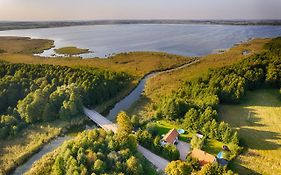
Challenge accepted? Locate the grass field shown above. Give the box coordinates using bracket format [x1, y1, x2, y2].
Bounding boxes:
[219, 89, 281, 175]
[54, 46, 90, 55]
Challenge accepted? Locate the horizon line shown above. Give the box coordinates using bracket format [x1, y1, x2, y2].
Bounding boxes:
[1, 19, 281, 22]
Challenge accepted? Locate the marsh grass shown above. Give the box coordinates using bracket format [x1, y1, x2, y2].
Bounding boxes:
[0, 36, 54, 54]
[0, 37, 192, 79]
[0, 116, 89, 174]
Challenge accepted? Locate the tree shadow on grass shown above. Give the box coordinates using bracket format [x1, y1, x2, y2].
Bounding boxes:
[240, 89, 281, 107]
[239, 127, 281, 150]
[220, 106, 266, 128]
[242, 108, 266, 127]
[228, 160, 262, 175]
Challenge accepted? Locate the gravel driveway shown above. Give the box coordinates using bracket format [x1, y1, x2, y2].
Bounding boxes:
[177, 141, 191, 160]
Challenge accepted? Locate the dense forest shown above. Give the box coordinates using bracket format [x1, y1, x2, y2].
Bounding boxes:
[156, 37, 281, 154]
[0, 63, 130, 139]
[32, 111, 156, 175]
[50, 129, 145, 175]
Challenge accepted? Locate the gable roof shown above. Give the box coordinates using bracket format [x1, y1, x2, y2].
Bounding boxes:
[162, 129, 179, 144]
[191, 148, 216, 166]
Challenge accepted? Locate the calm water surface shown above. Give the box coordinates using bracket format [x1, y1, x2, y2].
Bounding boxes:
[1, 24, 281, 58]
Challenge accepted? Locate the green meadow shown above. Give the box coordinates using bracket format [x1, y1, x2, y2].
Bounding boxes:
[219, 89, 281, 175]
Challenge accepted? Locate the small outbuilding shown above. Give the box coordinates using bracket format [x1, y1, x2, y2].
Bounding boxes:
[161, 128, 179, 145]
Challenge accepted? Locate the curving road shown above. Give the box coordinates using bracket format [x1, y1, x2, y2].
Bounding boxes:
[83, 107, 170, 171]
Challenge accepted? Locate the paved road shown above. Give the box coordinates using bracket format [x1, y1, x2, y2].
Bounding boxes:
[83, 107, 169, 171]
[137, 144, 169, 171]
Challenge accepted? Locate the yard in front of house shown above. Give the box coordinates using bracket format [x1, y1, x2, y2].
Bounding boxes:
[151, 120, 225, 158]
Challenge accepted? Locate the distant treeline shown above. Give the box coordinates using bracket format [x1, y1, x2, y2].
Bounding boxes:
[0, 63, 130, 139]
[156, 37, 281, 148]
[1, 19, 281, 31]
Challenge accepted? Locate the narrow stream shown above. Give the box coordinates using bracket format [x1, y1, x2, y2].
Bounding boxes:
[106, 72, 156, 121]
[11, 61, 196, 175]
[12, 136, 70, 175]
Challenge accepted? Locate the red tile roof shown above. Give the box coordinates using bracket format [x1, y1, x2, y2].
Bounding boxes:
[163, 129, 179, 144]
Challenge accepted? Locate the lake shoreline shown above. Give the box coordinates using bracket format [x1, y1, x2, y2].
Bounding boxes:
[2, 24, 281, 58]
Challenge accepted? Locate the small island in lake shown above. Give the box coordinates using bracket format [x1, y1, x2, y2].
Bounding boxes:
[54, 46, 91, 56]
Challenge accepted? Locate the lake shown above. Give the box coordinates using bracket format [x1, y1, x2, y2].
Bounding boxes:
[1, 24, 281, 58]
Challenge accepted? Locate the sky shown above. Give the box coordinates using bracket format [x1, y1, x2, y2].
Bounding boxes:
[0, 0, 281, 21]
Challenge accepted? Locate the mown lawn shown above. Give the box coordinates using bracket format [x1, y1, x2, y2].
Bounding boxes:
[203, 139, 224, 156]
[152, 120, 192, 142]
[152, 120, 224, 156]
[219, 89, 281, 175]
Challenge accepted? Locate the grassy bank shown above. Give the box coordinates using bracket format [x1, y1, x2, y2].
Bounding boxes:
[219, 89, 281, 175]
